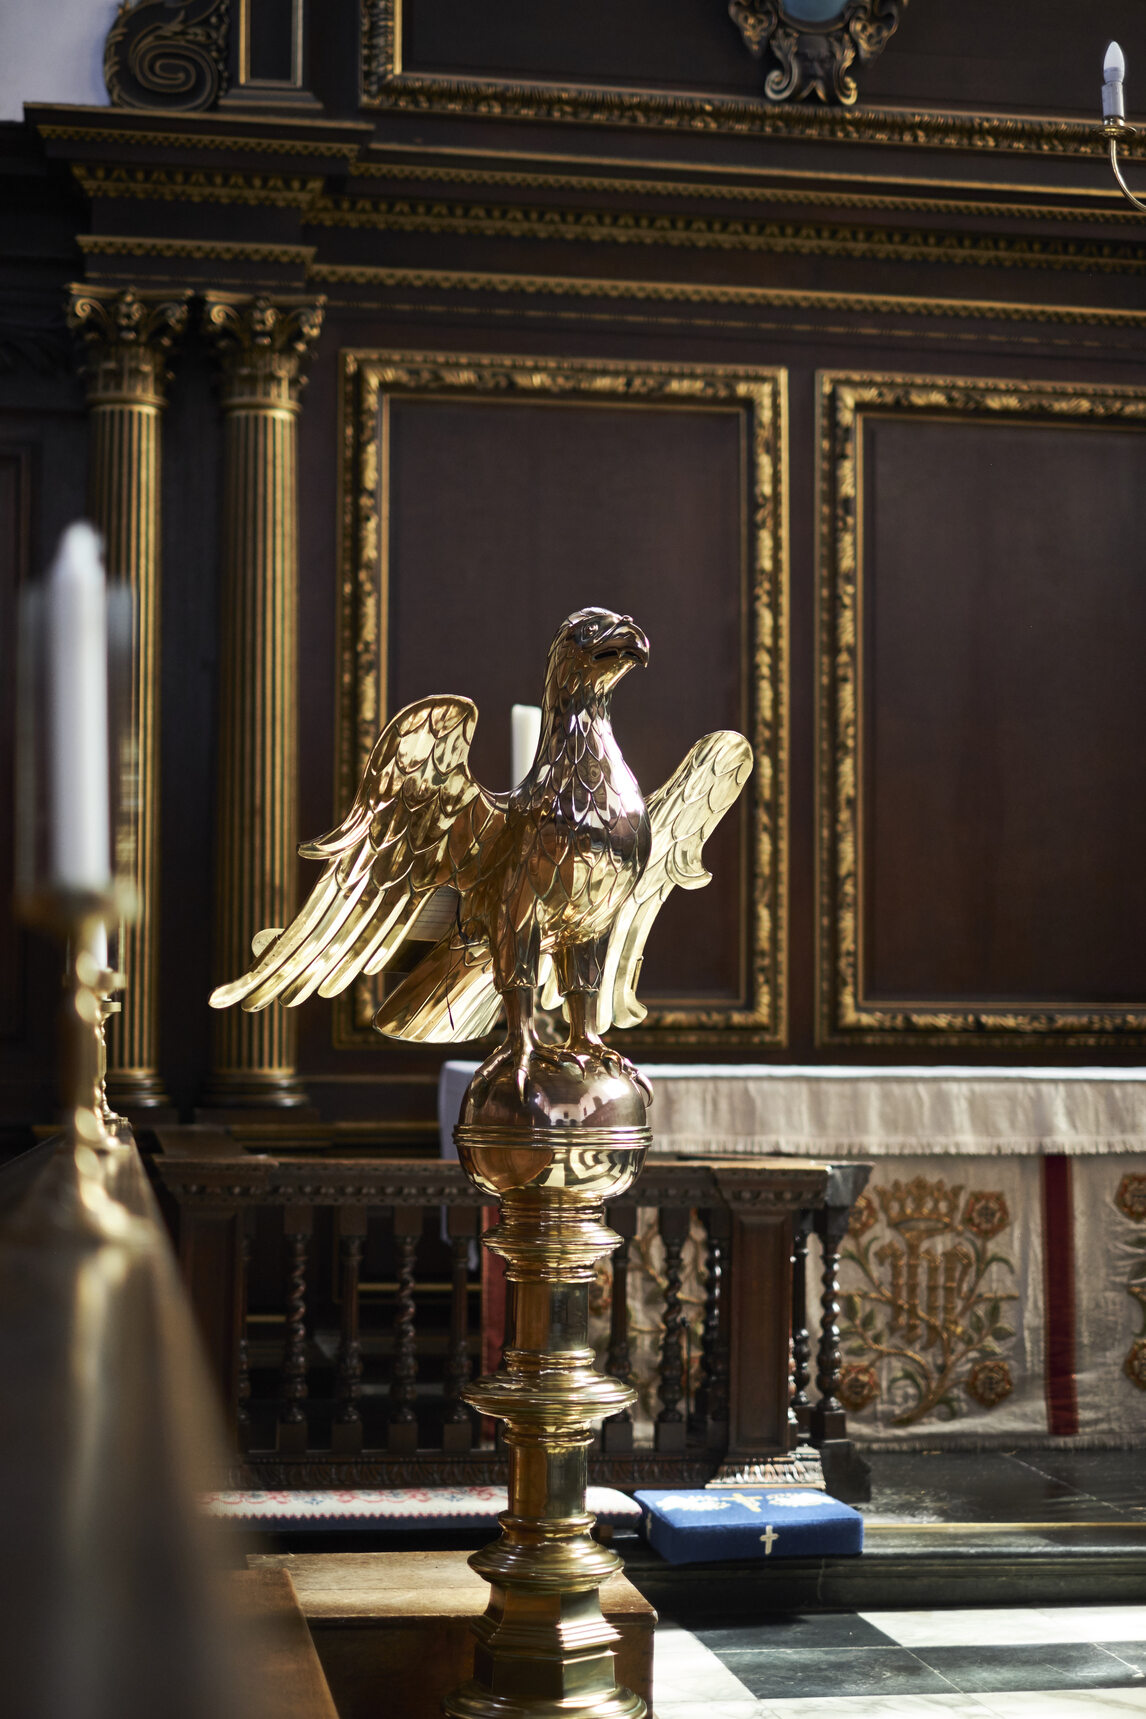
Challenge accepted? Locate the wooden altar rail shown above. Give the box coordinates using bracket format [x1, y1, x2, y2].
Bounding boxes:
[149, 1135, 872, 1497]
[0, 1134, 264, 1719]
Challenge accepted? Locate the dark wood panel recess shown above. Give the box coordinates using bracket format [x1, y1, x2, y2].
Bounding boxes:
[387, 395, 746, 1005]
[866, 415, 1146, 1010]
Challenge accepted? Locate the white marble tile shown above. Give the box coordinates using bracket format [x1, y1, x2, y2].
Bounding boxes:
[654, 1701, 763, 1719]
[971, 1691, 1146, 1717]
[858, 1608, 1080, 1648]
[654, 1625, 758, 1704]
[1031, 1607, 1146, 1646]
[753, 1694, 996, 1718]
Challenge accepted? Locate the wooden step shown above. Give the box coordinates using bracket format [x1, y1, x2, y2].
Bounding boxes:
[249, 1550, 657, 1719]
[231, 1568, 339, 1719]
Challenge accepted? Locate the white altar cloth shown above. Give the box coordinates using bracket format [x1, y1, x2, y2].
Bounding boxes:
[439, 1063, 1146, 1159]
[438, 1064, 1146, 1448]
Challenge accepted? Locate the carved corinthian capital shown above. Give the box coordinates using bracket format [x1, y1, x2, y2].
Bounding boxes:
[203, 294, 325, 411]
[66, 285, 191, 406]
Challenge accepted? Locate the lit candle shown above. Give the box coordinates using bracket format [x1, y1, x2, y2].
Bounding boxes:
[511, 703, 542, 786]
[1104, 40, 1126, 120]
[48, 523, 111, 890]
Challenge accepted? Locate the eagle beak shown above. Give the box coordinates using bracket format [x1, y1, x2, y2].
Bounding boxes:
[592, 615, 650, 669]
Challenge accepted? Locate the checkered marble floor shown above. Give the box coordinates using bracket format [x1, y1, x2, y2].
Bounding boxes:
[653, 1606, 1146, 1718]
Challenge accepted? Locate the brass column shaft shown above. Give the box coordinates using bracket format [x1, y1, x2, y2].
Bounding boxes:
[67, 286, 191, 1111]
[214, 401, 299, 1089]
[88, 398, 161, 1094]
[203, 295, 323, 1109]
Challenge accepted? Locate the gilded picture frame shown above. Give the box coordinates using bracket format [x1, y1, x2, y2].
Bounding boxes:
[819, 369, 1146, 1047]
[336, 348, 789, 1051]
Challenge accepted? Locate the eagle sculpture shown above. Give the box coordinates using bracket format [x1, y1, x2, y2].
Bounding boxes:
[210, 608, 753, 1098]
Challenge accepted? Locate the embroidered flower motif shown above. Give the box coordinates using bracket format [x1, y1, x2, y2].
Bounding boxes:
[965, 1358, 1013, 1409]
[837, 1362, 880, 1412]
[1123, 1338, 1146, 1391]
[962, 1191, 1010, 1240]
[1115, 1174, 1146, 1223]
[848, 1193, 878, 1237]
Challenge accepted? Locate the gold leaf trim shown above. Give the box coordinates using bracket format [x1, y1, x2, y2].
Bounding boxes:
[311, 262, 1146, 334]
[309, 191, 1146, 277]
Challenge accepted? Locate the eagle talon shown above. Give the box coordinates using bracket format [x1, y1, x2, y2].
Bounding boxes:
[561, 1037, 653, 1105]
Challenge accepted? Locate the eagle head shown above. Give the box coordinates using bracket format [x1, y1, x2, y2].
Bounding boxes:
[546, 607, 650, 704]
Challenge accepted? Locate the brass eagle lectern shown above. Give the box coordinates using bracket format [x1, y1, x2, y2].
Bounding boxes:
[211, 607, 752, 1719]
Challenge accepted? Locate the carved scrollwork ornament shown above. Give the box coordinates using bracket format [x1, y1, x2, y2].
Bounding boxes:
[105, 0, 229, 113]
[728, 0, 907, 105]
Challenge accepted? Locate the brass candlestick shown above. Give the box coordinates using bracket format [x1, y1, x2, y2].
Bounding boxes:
[24, 884, 137, 1160]
[449, 1057, 649, 1719]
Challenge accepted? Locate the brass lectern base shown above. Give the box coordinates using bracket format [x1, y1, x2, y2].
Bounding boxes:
[449, 1060, 652, 1719]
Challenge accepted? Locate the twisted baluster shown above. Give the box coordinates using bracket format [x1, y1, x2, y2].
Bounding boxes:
[791, 1210, 813, 1444]
[445, 1234, 473, 1421]
[603, 1204, 636, 1449]
[236, 1218, 252, 1450]
[656, 1207, 689, 1449]
[697, 1210, 730, 1434]
[812, 1205, 849, 1444]
[389, 1208, 423, 1450]
[334, 1224, 366, 1449]
[277, 1208, 312, 1453]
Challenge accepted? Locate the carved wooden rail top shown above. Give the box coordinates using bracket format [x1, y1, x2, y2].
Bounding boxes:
[151, 1139, 862, 1213]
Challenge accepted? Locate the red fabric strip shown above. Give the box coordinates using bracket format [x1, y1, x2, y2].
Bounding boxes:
[1042, 1153, 1080, 1437]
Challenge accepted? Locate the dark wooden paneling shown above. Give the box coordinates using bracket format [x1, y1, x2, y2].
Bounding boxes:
[395, 0, 1146, 116]
[401, 0, 758, 94]
[384, 394, 747, 1005]
[863, 414, 1146, 1009]
[728, 1214, 791, 1456]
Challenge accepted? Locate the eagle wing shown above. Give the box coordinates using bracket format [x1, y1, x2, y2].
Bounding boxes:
[209, 697, 504, 1013]
[595, 730, 753, 1033]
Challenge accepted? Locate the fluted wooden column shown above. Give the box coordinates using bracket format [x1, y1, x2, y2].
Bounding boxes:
[67, 285, 191, 1111]
[202, 294, 324, 1109]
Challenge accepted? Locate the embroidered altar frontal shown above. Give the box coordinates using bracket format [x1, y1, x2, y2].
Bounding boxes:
[635, 1489, 863, 1565]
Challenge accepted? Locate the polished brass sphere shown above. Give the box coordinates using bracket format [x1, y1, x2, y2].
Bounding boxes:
[460, 1048, 649, 1135]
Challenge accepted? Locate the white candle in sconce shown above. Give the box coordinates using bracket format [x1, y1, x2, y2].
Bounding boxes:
[47, 523, 111, 891]
[1104, 40, 1126, 120]
[511, 703, 542, 787]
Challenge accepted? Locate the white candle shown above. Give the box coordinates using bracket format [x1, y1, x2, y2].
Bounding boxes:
[48, 523, 111, 889]
[1104, 41, 1126, 120]
[511, 703, 542, 787]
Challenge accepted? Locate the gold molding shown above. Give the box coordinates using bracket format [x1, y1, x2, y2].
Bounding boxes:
[73, 163, 325, 209]
[819, 370, 1146, 1047]
[312, 261, 1146, 335]
[78, 235, 316, 265]
[37, 121, 361, 158]
[359, 2, 1129, 164]
[336, 348, 788, 1050]
[347, 157, 1145, 228]
[309, 190, 1146, 277]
